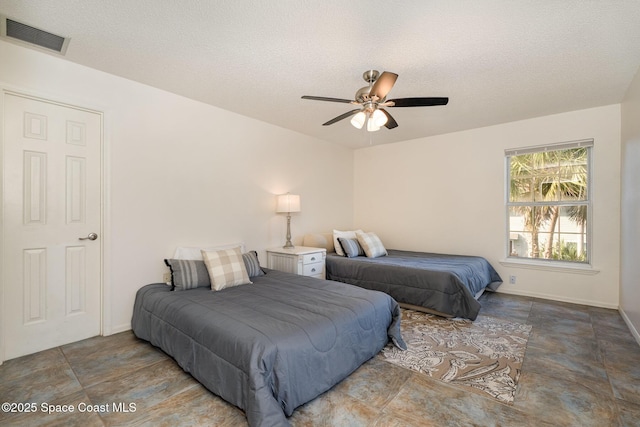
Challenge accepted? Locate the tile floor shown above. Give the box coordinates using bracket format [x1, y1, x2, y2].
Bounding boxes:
[1, 292, 639, 426]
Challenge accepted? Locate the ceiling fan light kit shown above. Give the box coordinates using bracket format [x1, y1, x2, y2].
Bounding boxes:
[350, 111, 366, 129]
[302, 70, 449, 132]
[370, 109, 388, 127]
[366, 119, 380, 132]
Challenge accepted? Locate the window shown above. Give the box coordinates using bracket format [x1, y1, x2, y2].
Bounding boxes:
[506, 140, 592, 264]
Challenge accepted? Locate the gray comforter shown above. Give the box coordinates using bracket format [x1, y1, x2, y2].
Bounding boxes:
[326, 250, 503, 320]
[131, 269, 405, 427]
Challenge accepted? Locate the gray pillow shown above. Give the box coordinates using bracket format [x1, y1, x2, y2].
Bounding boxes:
[338, 237, 365, 258]
[164, 258, 211, 291]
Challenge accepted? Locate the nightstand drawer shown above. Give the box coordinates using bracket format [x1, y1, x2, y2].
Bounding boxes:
[266, 246, 327, 279]
[303, 262, 324, 277]
[302, 252, 323, 265]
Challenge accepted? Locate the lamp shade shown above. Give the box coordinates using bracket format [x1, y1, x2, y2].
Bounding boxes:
[276, 194, 301, 213]
[371, 109, 388, 127]
[350, 111, 366, 129]
[366, 118, 381, 132]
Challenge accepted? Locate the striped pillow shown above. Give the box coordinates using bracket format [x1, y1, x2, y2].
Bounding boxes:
[164, 258, 211, 291]
[333, 229, 363, 256]
[338, 237, 365, 258]
[242, 251, 265, 277]
[356, 231, 388, 258]
[202, 247, 252, 291]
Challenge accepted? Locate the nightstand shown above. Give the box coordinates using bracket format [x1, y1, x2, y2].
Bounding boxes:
[266, 246, 326, 279]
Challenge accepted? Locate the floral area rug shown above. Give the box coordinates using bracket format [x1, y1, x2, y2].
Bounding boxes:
[379, 310, 532, 403]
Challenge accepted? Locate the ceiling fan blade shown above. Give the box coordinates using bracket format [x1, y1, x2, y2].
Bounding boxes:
[322, 109, 361, 126]
[381, 109, 398, 129]
[302, 96, 353, 104]
[388, 97, 449, 107]
[369, 71, 398, 100]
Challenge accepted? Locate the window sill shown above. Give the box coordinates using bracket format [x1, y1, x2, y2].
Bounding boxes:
[499, 258, 600, 275]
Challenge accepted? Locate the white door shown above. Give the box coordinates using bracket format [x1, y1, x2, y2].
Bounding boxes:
[2, 92, 102, 360]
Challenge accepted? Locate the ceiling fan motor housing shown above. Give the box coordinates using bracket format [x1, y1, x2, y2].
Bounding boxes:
[356, 70, 381, 103]
[355, 86, 372, 103]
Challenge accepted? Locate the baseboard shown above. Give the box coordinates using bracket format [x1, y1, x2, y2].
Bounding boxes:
[104, 323, 132, 336]
[496, 288, 618, 310]
[619, 308, 640, 346]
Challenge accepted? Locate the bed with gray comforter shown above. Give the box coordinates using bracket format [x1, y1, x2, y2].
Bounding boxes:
[131, 268, 405, 427]
[326, 250, 502, 320]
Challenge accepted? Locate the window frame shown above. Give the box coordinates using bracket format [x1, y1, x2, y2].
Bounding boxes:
[504, 139, 594, 267]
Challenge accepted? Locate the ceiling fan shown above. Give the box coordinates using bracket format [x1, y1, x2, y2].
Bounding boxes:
[302, 70, 448, 132]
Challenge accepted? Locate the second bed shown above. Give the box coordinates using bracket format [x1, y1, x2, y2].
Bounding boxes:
[326, 249, 502, 320]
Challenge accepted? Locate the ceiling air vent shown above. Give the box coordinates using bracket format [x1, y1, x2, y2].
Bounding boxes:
[0, 15, 70, 55]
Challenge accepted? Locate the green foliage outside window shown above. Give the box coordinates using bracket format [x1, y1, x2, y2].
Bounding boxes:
[507, 144, 590, 263]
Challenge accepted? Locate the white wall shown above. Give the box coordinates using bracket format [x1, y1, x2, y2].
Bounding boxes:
[621, 66, 640, 342]
[0, 40, 354, 334]
[0, 36, 631, 350]
[354, 105, 621, 309]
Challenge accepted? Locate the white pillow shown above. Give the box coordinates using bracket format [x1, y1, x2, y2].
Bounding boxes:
[356, 231, 388, 258]
[173, 242, 245, 260]
[332, 229, 363, 256]
[201, 247, 252, 291]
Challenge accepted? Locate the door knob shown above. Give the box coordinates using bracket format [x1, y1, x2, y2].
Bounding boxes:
[79, 232, 98, 241]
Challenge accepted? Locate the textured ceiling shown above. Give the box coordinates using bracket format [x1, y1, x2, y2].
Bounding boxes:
[2, 1, 640, 149]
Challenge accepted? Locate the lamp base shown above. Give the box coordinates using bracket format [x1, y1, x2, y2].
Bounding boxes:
[283, 214, 295, 249]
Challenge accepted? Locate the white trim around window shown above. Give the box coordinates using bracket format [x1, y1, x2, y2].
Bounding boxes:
[500, 139, 598, 268]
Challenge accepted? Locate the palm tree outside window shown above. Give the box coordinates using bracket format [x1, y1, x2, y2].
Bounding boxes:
[506, 140, 592, 264]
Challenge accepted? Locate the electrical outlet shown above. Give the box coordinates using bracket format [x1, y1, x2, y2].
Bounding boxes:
[509, 275, 516, 284]
[163, 272, 172, 283]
